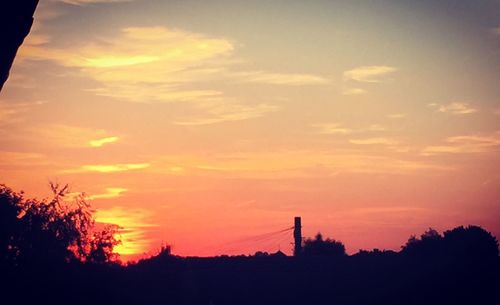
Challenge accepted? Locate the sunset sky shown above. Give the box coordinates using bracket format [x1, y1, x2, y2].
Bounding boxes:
[1, 0, 500, 260]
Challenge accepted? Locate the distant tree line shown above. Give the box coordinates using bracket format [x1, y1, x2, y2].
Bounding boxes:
[289, 226, 498, 260]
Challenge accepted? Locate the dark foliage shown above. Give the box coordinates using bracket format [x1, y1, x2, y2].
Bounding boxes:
[1, 184, 499, 305]
[0, 184, 119, 267]
[401, 226, 499, 260]
[302, 232, 346, 257]
[443, 225, 499, 258]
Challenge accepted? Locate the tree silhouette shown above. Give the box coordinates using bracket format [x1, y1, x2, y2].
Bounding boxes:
[0, 183, 120, 266]
[0, 185, 23, 263]
[442, 225, 499, 259]
[302, 233, 346, 257]
[401, 227, 443, 256]
[401, 226, 499, 259]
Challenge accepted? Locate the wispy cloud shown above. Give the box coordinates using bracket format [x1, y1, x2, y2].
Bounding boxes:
[88, 187, 128, 200]
[312, 123, 353, 135]
[174, 102, 278, 125]
[65, 187, 127, 201]
[312, 123, 386, 135]
[428, 102, 477, 115]
[20, 26, 235, 103]
[89, 136, 119, 147]
[0, 101, 46, 126]
[343, 66, 397, 83]
[342, 88, 367, 95]
[349, 137, 399, 145]
[20, 25, 328, 105]
[64, 163, 150, 173]
[55, 0, 135, 6]
[0, 151, 49, 169]
[235, 71, 328, 85]
[422, 133, 500, 155]
[491, 27, 500, 36]
[32, 124, 119, 148]
[0, 103, 26, 125]
[386, 113, 407, 119]
[151, 149, 450, 179]
[366, 124, 386, 132]
[348, 206, 429, 215]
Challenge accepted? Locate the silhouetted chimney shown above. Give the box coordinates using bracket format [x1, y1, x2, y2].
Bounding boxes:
[294, 216, 302, 256]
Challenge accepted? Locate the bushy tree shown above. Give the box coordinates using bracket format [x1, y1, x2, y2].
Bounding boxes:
[302, 233, 346, 257]
[442, 225, 499, 259]
[401, 226, 499, 259]
[401, 228, 443, 256]
[0, 183, 120, 266]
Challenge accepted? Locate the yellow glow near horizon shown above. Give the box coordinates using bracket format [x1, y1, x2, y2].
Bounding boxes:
[94, 207, 157, 256]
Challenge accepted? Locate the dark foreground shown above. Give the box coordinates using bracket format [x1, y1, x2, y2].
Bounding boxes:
[2, 251, 499, 305]
[2, 185, 498, 304]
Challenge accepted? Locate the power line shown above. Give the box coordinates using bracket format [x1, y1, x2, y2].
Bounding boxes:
[201, 226, 294, 255]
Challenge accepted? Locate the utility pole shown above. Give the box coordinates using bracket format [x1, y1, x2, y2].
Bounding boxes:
[293, 216, 302, 256]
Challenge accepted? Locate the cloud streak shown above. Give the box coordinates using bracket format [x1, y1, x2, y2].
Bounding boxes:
[349, 137, 399, 145]
[65, 187, 127, 202]
[342, 88, 366, 95]
[89, 136, 119, 147]
[312, 123, 353, 135]
[88, 187, 128, 200]
[0, 101, 45, 127]
[0, 151, 49, 169]
[20, 26, 329, 104]
[422, 133, 500, 155]
[312, 123, 386, 135]
[20, 26, 235, 103]
[386, 113, 407, 119]
[343, 66, 397, 83]
[55, 0, 135, 6]
[64, 163, 150, 173]
[173, 102, 278, 125]
[31, 124, 118, 148]
[152, 150, 450, 179]
[428, 102, 477, 115]
[235, 71, 328, 85]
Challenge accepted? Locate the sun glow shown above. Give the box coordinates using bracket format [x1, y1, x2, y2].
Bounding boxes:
[94, 207, 157, 256]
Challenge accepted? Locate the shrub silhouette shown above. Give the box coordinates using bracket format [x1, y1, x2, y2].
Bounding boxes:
[401, 226, 499, 259]
[302, 233, 346, 257]
[442, 225, 499, 259]
[401, 227, 443, 256]
[0, 183, 119, 266]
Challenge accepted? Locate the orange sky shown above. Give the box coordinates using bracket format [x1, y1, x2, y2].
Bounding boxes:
[1, 0, 500, 261]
